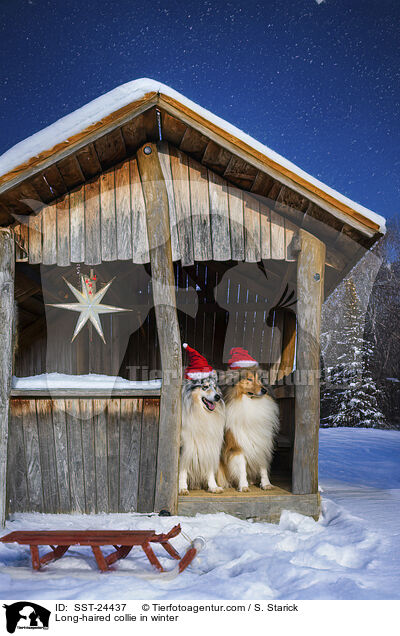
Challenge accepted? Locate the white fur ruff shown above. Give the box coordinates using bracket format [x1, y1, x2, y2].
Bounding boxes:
[180, 400, 225, 489]
[225, 395, 279, 479]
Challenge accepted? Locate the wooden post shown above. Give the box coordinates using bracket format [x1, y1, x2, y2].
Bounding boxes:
[0, 229, 15, 526]
[136, 142, 182, 514]
[292, 229, 325, 495]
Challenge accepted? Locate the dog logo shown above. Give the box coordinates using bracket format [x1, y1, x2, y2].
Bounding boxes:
[3, 602, 50, 633]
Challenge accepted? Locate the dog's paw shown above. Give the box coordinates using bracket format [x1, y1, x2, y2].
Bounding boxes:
[208, 486, 223, 494]
[238, 485, 250, 492]
[261, 483, 273, 490]
[179, 488, 190, 496]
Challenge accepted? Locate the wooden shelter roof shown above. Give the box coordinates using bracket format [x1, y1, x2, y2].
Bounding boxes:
[0, 79, 385, 237]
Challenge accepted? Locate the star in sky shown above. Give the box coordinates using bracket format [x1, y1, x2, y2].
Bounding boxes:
[46, 276, 132, 343]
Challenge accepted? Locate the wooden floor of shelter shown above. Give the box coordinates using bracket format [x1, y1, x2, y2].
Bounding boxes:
[182, 481, 292, 498]
[177, 477, 320, 522]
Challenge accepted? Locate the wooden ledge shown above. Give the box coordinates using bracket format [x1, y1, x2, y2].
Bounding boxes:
[178, 489, 320, 522]
[179, 483, 292, 500]
[10, 388, 161, 399]
[10, 386, 291, 400]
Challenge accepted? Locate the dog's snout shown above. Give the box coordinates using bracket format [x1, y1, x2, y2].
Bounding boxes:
[214, 393, 221, 402]
[261, 387, 267, 395]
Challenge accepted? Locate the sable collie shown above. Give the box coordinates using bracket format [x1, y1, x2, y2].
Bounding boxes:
[220, 366, 279, 492]
[179, 344, 225, 495]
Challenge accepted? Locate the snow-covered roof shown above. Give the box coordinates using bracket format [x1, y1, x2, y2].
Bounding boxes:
[0, 78, 386, 233]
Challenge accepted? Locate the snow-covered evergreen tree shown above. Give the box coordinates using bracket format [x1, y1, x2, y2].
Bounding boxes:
[321, 278, 386, 428]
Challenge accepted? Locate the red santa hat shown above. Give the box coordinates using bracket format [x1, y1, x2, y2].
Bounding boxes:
[183, 343, 216, 380]
[228, 347, 258, 369]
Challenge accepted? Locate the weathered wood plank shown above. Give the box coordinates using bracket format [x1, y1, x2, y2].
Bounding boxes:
[224, 156, 257, 190]
[30, 172, 54, 204]
[292, 229, 325, 495]
[180, 127, 209, 162]
[285, 217, 297, 262]
[227, 184, 244, 261]
[121, 114, 147, 153]
[7, 400, 28, 513]
[100, 169, 117, 261]
[169, 145, 194, 266]
[270, 209, 285, 260]
[80, 399, 96, 514]
[94, 128, 126, 169]
[36, 400, 59, 512]
[138, 399, 159, 513]
[19, 222, 29, 263]
[188, 156, 212, 261]
[158, 142, 180, 262]
[42, 202, 57, 265]
[160, 111, 187, 146]
[130, 158, 149, 263]
[57, 155, 84, 190]
[119, 399, 142, 512]
[65, 399, 85, 513]
[243, 191, 261, 262]
[69, 187, 85, 263]
[0, 229, 15, 524]
[75, 143, 102, 180]
[84, 179, 101, 265]
[269, 310, 284, 384]
[107, 399, 120, 513]
[13, 224, 23, 262]
[57, 196, 70, 267]
[137, 142, 182, 514]
[251, 170, 275, 198]
[93, 399, 108, 513]
[28, 213, 42, 264]
[21, 399, 43, 512]
[208, 169, 231, 261]
[43, 164, 67, 198]
[202, 141, 232, 175]
[115, 161, 132, 260]
[52, 400, 71, 513]
[260, 202, 271, 259]
[141, 108, 159, 141]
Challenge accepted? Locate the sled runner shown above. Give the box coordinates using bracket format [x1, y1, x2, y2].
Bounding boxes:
[0, 524, 202, 575]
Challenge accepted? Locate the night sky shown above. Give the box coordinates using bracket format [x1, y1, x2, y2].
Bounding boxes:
[1, 0, 399, 219]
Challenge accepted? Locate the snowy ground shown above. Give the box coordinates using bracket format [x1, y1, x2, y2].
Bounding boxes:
[1, 428, 399, 600]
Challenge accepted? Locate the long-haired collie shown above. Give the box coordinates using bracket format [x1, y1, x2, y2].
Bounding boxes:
[179, 344, 225, 495]
[220, 365, 279, 492]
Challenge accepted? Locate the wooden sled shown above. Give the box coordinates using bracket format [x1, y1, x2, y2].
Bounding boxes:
[0, 524, 202, 575]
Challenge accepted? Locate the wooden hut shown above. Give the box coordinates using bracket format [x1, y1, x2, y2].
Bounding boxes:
[0, 79, 385, 525]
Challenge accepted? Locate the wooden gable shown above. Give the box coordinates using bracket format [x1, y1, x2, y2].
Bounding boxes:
[12, 142, 319, 270]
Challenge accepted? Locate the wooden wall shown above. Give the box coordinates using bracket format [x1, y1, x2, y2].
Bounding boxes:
[13, 143, 297, 268]
[7, 397, 160, 514]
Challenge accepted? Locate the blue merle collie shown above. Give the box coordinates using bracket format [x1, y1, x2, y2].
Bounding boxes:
[179, 344, 225, 495]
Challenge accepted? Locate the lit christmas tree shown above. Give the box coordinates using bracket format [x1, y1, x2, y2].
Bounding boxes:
[321, 278, 386, 428]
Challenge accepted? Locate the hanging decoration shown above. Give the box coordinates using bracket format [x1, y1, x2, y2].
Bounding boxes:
[46, 272, 132, 344]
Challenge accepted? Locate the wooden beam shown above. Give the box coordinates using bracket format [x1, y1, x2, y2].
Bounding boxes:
[292, 229, 325, 495]
[136, 142, 182, 514]
[0, 229, 15, 526]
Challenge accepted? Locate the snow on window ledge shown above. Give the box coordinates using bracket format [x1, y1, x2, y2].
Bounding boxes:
[12, 373, 162, 391]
